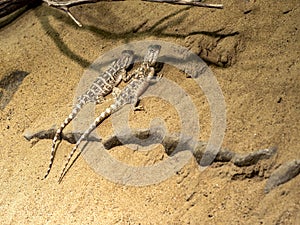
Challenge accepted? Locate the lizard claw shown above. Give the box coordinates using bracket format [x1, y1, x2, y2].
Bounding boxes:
[133, 105, 144, 111]
[156, 73, 163, 81]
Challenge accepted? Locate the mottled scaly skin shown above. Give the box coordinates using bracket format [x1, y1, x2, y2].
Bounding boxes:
[44, 50, 134, 179]
[58, 45, 161, 182]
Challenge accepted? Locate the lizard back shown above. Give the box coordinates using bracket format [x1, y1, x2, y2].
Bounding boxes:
[58, 45, 162, 182]
[44, 50, 134, 179]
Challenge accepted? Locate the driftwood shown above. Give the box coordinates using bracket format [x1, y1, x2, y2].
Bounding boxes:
[24, 127, 277, 167]
[1, 0, 223, 27]
[23, 127, 101, 143]
[265, 160, 300, 193]
[24, 127, 300, 192]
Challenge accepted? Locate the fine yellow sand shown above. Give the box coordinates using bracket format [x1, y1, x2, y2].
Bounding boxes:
[0, 0, 299, 224]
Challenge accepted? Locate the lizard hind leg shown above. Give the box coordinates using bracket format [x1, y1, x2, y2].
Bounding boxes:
[112, 87, 122, 100]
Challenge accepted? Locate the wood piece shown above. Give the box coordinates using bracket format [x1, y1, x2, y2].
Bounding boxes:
[1, 0, 223, 27]
[232, 147, 277, 167]
[143, 0, 223, 9]
[0, 0, 39, 18]
[24, 127, 276, 167]
[265, 159, 300, 193]
[23, 128, 101, 144]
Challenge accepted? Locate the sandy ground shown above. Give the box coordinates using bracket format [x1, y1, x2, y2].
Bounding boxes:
[0, 0, 300, 224]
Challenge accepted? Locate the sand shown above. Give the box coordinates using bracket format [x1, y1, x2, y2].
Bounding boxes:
[0, 0, 299, 224]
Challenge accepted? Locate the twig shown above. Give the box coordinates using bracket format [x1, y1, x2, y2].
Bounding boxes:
[42, 0, 101, 26]
[63, 6, 82, 26]
[43, 0, 99, 7]
[1, 0, 223, 27]
[42, 0, 223, 27]
[23, 127, 101, 144]
[142, 0, 223, 9]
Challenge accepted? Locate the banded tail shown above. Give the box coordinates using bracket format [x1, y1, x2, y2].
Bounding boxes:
[44, 50, 134, 179]
[58, 103, 118, 182]
[43, 101, 85, 179]
[58, 45, 162, 182]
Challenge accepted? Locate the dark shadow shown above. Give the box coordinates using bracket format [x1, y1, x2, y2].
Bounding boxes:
[37, 6, 92, 68]
[0, 70, 30, 110]
[0, 0, 41, 29]
[35, 4, 239, 68]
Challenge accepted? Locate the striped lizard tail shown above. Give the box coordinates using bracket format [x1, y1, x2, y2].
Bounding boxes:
[58, 104, 117, 182]
[44, 104, 83, 179]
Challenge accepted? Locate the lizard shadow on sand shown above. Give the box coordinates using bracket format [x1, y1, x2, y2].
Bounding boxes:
[35, 4, 239, 69]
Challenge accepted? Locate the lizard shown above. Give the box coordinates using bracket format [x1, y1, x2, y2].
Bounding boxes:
[58, 44, 162, 183]
[44, 50, 134, 179]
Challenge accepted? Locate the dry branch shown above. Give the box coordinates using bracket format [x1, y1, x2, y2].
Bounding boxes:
[42, 0, 106, 26]
[1, 0, 223, 27]
[143, 0, 223, 9]
[24, 127, 276, 167]
[43, 0, 223, 26]
[0, 0, 39, 18]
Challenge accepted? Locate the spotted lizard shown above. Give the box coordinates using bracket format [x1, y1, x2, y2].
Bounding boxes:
[44, 50, 134, 179]
[58, 44, 162, 182]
